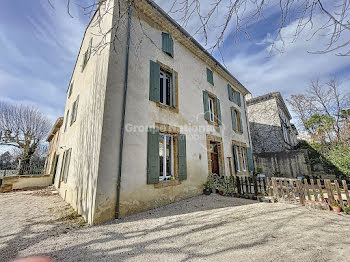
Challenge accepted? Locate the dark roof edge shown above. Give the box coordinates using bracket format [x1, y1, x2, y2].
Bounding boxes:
[146, 0, 250, 95]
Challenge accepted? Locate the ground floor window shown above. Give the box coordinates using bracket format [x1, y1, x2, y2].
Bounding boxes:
[159, 134, 175, 181]
[233, 145, 240, 173]
[241, 147, 247, 171]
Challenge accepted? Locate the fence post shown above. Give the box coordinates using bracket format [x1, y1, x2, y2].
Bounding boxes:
[284, 178, 291, 203]
[296, 179, 305, 206]
[236, 176, 241, 194]
[324, 179, 334, 205]
[267, 178, 272, 197]
[334, 180, 344, 209]
[253, 176, 258, 196]
[279, 179, 285, 201]
[272, 178, 279, 200]
[310, 179, 318, 202]
[317, 179, 325, 202]
[289, 179, 297, 203]
[342, 180, 350, 205]
[303, 179, 311, 201]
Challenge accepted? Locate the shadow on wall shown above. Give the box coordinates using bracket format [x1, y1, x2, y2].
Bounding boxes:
[254, 150, 310, 178]
[71, 59, 107, 224]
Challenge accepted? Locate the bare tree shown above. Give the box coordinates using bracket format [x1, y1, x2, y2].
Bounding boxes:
[51, 0, 350, 57]
[0, 102, 51, 174]
[287, 78, 350, 143]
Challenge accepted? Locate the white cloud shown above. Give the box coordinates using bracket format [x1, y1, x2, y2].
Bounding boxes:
[226, 15, 350, 123]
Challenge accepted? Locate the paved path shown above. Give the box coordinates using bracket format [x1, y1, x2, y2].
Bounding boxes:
[1, 188, 350, 262]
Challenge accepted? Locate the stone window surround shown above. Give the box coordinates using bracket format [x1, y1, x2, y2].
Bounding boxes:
[153, 122, 182, 188]
[204, 90, 221, 128]
[232, 140, 248, 175]
[155, 60, 179, 114]
[206, 134, 225, 176]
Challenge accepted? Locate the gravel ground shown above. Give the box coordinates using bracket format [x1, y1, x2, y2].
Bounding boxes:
[1, 188, 350, 262]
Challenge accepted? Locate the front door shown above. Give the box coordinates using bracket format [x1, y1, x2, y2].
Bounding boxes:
[210, 142, 219, 174]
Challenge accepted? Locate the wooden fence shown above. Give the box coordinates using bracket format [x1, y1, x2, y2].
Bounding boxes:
[267, 178, 350, 210]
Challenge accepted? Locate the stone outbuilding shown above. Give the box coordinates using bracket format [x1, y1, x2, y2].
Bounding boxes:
[247, 92, 310, 178]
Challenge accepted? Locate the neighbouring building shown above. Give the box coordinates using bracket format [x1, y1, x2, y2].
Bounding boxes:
[247, 92, 310, 178]
[44, 117, 63, 182]
[49, 0, 254, 224]
[247, 92, 298, 154]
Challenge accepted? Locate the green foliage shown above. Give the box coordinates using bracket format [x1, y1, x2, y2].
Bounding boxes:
[327, 144, 350, 177]
[298, 140, 350, 179]
[303, 113, 334, 138]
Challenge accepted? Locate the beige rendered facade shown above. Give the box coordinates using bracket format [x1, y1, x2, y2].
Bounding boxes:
[51, 0, 254, 225]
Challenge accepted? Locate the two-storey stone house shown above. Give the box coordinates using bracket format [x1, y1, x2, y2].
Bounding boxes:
[50, 0, 254, 224]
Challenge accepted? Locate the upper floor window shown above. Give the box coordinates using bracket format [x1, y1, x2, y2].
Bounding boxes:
[64, 110, 70, 132]
[70, 96, 80, 126]
[227, 84, 241, 107]
[230, 107, 243, 133]
[162, 32, 174, 57]
[149, 60, 177, 109]
[81, 38, 93, 72]
[203, 90, 221, 125]
[207, 68, 214, 85]
[68, 81, 74, 98]
[160, 70, 172, 106]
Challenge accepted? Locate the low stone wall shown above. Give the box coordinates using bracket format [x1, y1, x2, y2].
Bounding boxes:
[254, 149, 311, 178]
[0, 174, 53, 193]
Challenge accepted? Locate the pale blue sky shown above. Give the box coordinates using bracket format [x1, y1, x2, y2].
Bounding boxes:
[0, 0, 349, 126]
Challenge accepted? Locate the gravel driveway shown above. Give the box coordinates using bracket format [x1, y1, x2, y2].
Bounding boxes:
[1, 187, 350, 262]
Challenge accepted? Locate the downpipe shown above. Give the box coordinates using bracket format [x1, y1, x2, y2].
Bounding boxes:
[115, 2, 133, 219]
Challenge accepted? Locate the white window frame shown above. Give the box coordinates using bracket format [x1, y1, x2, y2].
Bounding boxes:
[234, 145, 241, 172]
[160, 70, 172, 107]
[159, 134, 175, 181]
[208, 97, 215, 122]
[241, 147, 247, 171]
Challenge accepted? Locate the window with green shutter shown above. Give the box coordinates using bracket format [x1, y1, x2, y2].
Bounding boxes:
[238, 111, 243, 133]
[149, 60, 160, 103]
[216, 98, 222, 125]
[63, 148, 72, 183]
[178, 134, 187, 180]
[246, 147, 254, 171]
[227, 84, 234, 102]
[162, 32, 174, 57]
[231, 107, 237, 131]
[147, 128, 160, 184]
[203, 91, 210, 121]
[236, 91, 241, 107]
[68, 81, 74, 98]
[207, 68, 214, 85]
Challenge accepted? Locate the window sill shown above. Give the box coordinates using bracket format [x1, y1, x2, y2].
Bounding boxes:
[206, 120, 220, 127]
[155, 102, 179, 113]
[153, 179, 182, 188]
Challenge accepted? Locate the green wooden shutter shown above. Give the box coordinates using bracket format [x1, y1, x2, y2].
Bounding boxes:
[216, 98, 222, 125]
[227, 84, 234, 101]
[203, 91, 210, 121]
[207, 68, 214, 85]
[70, 101, 76, 126]
[64, 149, 72, 183]
[239, 111, 243, 133]
[172, 69, 176, 108]
[162, 32, 174, 57]
[73, 96, 79, 123]
[59, 151, 67, 182]
[147, 128, 160, 184]
[237, 91, 241, 107]
[149, 60, 160, 102]
[247, 147, 254, 171]
[233, 145, 239, 173]
[231, 107, 237, 131]
[178, 134, 187, 180]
